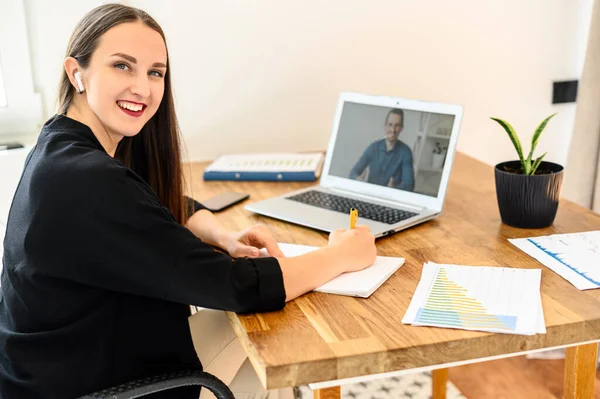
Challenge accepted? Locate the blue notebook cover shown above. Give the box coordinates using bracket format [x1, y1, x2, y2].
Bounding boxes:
[203, 170, 318, 181]
[203, 153, 323, 182]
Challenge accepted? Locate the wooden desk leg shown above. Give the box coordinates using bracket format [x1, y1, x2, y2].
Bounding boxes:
[564, 343, 598, 399]
[432, 368, 448, 399]
[314, 386, 340, 399]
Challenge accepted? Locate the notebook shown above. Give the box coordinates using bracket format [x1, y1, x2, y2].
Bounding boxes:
[203, 152, 324, 182]
[262, 243, 404, 298]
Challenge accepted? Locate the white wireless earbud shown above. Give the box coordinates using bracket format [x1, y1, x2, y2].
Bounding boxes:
[74, 71, 85, 94]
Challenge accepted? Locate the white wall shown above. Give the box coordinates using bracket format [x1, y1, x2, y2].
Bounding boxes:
[22, 0, 594, 168]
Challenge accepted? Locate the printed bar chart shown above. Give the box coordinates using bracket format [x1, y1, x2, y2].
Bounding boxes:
[403, 263, 545, 335]
[414, 268, 515, 331]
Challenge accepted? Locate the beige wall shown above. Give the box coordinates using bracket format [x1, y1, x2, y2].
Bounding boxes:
[24, 0, 593, 170]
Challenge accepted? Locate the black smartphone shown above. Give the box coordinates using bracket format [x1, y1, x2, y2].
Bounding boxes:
[0, 142, 25, 151]
[200, 191, 250, 212]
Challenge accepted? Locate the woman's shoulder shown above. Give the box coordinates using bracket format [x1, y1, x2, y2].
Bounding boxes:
[29, 116, 135, 197]
[39, 114, 105, 152]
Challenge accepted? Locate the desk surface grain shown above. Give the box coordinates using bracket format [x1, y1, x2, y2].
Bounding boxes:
[185, 152, 600, 389]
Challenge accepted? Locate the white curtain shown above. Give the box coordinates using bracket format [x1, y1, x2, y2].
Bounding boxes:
[564, 0, 600, 212]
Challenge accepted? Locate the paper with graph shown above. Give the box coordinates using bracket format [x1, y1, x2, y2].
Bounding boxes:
[509, 231, 600, 290]
[403, 263, 545, 335]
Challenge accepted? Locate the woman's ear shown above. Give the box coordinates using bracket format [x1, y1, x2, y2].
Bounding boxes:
[64, 57, 85, 94]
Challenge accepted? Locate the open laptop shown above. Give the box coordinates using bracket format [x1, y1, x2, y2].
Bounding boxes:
[245, 92, 463, 238]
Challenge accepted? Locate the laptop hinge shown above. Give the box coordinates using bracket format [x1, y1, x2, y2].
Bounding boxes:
[328, 187, 428, 212]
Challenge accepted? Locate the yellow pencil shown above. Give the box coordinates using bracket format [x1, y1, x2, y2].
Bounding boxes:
[349, 208, 358, 229]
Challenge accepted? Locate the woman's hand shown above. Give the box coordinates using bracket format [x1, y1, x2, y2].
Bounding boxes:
[276, 225, 376, 301]
[328, 225, 377, 272]
[221, 224, 284, 258]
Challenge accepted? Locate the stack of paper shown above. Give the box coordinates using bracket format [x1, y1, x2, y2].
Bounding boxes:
[509, 231, 600, 290]
[262, 243, 404, 298]
[403, 263, 545, 335]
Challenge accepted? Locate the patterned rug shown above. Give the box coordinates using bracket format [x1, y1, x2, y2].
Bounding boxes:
[295, 371, 467, 399]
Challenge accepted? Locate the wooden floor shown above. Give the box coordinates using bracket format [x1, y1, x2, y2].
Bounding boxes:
[449, 355, 600, 399]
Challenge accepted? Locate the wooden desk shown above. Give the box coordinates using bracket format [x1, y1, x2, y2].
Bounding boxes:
[186, 152, 600, 399]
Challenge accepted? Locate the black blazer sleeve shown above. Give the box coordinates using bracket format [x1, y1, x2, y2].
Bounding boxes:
[32, 163, 286, 314]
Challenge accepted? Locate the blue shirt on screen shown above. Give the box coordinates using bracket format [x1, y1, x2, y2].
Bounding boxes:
[349, 139, 415, 191]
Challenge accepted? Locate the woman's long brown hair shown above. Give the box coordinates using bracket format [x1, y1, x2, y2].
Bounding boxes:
[57, 4, 189, 224]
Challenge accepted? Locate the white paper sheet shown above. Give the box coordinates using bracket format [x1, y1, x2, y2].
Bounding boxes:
[509, 231, 600, 290]
[402, 262, 545, 335]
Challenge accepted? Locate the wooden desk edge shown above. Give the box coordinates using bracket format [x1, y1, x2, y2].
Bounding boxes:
[227, 311, 269, 387]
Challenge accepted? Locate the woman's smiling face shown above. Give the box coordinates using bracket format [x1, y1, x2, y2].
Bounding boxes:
[81, 21, 167, 138]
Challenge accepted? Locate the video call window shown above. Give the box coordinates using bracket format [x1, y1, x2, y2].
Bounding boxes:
[328, 102, 455, 197]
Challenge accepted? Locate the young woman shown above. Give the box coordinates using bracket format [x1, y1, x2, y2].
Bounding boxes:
[0, 4, 376, 399]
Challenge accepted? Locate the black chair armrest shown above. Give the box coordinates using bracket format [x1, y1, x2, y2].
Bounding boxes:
[77, 369, 235, 399]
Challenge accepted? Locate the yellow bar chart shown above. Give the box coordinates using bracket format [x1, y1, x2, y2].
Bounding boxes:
[416, 268, 515, 331]
[403, 263, 545, 335]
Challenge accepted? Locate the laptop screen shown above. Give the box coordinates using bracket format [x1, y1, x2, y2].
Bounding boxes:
[327, 101, 456, 198]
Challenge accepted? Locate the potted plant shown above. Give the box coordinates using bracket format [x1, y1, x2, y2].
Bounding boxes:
[490, 113, 564, 228]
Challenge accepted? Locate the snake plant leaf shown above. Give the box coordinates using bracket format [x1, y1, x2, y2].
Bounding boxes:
[531, 152, 547, 175]
[490, 117, 525, 169]
[528, 113, 557, 164]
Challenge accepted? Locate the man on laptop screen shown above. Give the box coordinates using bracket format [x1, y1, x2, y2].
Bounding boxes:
[349, 108, 415, 191]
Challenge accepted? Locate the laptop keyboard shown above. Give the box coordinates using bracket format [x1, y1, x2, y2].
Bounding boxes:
[286, 190, 418, 225]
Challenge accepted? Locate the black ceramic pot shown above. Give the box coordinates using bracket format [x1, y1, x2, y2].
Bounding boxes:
[494, 160, 564, 228]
